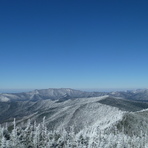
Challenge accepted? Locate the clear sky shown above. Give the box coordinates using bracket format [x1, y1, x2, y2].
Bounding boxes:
[0, 0, 148, 90]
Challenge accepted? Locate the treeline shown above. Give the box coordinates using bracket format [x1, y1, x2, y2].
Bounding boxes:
[0, 118, 148, 148]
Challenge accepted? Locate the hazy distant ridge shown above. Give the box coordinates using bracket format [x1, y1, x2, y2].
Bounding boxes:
[1, 88, 148, 102]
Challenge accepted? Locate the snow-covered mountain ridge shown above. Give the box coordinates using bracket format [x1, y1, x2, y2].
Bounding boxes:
[1, 88, 148, 127]
[0, 95, 127, 135]
[1, 88, 148, 102]
[1, 88, 148, 147]
[0, 88, 108, 102]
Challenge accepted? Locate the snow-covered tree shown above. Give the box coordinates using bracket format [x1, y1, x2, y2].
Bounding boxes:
[0, 117, 148, 148]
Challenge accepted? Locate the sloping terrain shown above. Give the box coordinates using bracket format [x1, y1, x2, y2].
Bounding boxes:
[1, 88, 148, 102]
[1, 88, 148, 131]
[109, 89, 148, 101]
[98, 96, 148, 111]
[1, 89, 148, 147]
[0, 88, 108, 102]
[0, 96, 125, 132]
[1, 94, 148, 134]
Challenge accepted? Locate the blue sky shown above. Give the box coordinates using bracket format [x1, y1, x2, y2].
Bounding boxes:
[0, 0, 148, 90]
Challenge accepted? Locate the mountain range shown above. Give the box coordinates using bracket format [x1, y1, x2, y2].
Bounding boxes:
[0, 88, 148, 129]
[1, 88, 148, 147]
[1, 88, 148, 102]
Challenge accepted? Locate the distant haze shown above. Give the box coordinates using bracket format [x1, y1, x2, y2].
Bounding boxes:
[0, 89, 34, 93]
[0, 88, 144, 93]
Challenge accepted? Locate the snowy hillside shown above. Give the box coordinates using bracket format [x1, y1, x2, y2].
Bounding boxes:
[0, 88, 108, 102]
[1, 88, 148, 102]
[1, 103, 148, 147]
[109, 89, 148, 101]
[1, 88, 148, 147]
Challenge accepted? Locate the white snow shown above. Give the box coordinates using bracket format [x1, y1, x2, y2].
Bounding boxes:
[0, 96, 9, 102]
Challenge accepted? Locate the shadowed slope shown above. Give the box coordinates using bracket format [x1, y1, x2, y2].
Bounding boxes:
[98, 97, 148, 112]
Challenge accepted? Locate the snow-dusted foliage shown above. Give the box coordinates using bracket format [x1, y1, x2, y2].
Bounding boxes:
[0, 118, 148, 148]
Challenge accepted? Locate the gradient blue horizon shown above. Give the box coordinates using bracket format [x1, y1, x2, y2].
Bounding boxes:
[1, 0, 148, 89]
